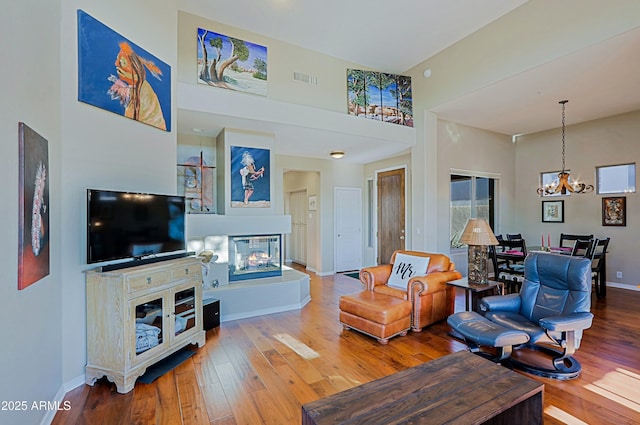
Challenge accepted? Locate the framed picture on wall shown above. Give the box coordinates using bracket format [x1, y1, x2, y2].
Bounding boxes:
[230, 146, 270, 208]
[18, 122, 50, 290]
[602, 196, 626, 226]
[77, 10, 171, 131]
[308, 195, 317, 211]
[542, 200, 564, 223]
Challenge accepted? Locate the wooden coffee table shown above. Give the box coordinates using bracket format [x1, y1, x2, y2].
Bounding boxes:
[301, 350, 543, 425]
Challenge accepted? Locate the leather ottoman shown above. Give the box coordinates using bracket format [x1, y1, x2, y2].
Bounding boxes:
[339, 291, 412, 344]
[447, 311, 530, 362]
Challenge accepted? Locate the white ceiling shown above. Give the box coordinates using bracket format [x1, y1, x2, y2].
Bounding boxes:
[433, 26, 640, 136]
[177, 0, 640, 163]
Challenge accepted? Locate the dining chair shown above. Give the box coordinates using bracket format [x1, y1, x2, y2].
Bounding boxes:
[489, 244, 508, 277]
[571, 239, 595, 258]
[495, 234, 506, 253]
[502, 238, 527, 256]
[492, 239, 527, 294]
[590, 238, 610, 298]
[559, 233, 594, 250]
[506, 233, 523, 241]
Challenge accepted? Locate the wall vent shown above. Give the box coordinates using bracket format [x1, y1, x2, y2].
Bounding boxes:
[293, 71, 318, 85]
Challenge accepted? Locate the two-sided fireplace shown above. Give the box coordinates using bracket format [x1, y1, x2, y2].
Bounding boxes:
[228, 234, 282, 282]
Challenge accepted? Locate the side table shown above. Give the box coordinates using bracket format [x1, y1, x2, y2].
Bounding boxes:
[447, 277, 503, 312]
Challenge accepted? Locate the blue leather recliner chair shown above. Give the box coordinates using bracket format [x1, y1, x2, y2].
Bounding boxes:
[480, 252, 594, 379]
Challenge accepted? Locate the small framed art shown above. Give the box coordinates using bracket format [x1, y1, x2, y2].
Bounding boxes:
[542, 200, 564, 223]
[602, 196, 626, 226]
[308, 195, 317, 211]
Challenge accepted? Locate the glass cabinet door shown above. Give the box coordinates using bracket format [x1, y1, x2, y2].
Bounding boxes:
[132, 295, 165, 359]
[174, 286, 196, 337]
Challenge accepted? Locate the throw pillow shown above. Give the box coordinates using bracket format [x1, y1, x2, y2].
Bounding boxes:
[387, 253, 430, 289]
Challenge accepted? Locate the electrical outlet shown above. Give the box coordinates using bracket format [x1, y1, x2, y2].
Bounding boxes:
[616, 271, 623, 279]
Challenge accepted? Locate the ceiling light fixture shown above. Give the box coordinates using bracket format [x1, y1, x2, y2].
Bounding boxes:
[537, 100, 594, 196]
[330, 150, 345, 159]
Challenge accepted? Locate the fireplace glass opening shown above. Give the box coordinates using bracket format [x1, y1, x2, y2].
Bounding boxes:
[228, 234, 282, 282]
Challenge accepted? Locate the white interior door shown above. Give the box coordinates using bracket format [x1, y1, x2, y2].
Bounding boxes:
[335, 187, 362, 272]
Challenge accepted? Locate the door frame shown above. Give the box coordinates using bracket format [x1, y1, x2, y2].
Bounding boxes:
[286, 189, 307, 265]
[374, 165, 408, 265]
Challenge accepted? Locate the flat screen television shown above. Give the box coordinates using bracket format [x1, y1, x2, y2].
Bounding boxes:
[87, 189, 186, 265]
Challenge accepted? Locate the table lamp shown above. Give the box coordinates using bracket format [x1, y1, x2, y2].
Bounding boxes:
[459, 218, 499, 284]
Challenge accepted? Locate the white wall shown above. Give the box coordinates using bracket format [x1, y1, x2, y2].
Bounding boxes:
[0, 6, 376, 423]
[59, 0, 179, 386]
[0, 1, 62, 424]
[283, 170, 320, 268]
[436, 120, 516, 276]
[278, 155, 364, 275]
[405, 0, 640, 255]
[515, 110, 640, 289]
[177, 10, 365, 114]
[364, 153, 411, 266]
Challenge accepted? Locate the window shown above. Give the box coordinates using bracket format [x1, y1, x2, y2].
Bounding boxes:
[597, 163, 635, 194]
[450, 174, 495, 248]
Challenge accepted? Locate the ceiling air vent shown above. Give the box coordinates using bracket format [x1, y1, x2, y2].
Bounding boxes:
[293, 71, 318, 85]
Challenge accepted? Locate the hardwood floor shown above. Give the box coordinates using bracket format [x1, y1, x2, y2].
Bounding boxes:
[53, 264, 640, 424]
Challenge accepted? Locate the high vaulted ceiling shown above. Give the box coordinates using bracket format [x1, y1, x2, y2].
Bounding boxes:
[177, 0, 640, 163]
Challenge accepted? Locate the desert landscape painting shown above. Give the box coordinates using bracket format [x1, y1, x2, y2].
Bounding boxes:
[197, 28, 267, 96]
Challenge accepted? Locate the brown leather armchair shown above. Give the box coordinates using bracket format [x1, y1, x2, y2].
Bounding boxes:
[360, 250, 462, 331]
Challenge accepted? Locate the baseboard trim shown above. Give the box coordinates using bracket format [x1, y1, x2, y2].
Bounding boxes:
[606, 282, 640, 291]
[221, 296, 311, 323]
[40, 374, 84, 425]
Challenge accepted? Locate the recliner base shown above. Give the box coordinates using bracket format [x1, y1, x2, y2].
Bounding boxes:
[509, 344, 582, 380]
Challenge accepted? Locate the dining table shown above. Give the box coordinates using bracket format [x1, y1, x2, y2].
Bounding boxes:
[501, 245, 607, 298]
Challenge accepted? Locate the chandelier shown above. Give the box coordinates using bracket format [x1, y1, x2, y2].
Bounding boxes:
[537, 100, 594, 195]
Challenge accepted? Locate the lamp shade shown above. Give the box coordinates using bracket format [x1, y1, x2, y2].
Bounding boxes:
[459, 218, 499, 246]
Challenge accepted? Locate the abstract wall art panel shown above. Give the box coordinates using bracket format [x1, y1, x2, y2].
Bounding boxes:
[177, 146, 216, 214]
[77, 10, 171, 131]
[18, 122, 50, 290]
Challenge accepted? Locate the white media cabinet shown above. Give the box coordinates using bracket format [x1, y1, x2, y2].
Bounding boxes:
[85, 257, 206, 393]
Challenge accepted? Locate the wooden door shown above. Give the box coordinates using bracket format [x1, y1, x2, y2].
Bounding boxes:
[377, 168, 405, 264]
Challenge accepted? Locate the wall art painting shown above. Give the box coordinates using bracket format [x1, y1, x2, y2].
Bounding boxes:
[308, 195, 317, 211]
[347, 69, 413, 127]
[177, 146, 215, 214]
[230, 146, 270, 208]
[197, 28, 268, 96]
[542, 200, 564, 223]
[77, 10, 171, 131]
[602, 196, 626, 226]
[18, 122, 50, 290]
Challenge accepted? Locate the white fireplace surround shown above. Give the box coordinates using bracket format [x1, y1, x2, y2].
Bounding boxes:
[186, 214, 291, 239]
[185, 213, 310, 323]
[186, 214, 292, 287]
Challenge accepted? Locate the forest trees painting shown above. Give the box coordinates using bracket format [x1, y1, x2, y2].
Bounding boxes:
[197, 28, 267, 96]
[347, 69, 413, 127]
